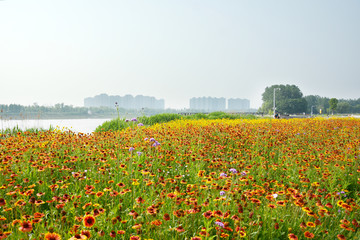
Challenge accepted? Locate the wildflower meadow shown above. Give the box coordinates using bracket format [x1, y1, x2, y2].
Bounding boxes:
[0, 118, 359, 239]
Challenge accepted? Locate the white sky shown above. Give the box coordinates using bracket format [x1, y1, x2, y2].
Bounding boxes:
[1, 0, 359, 109]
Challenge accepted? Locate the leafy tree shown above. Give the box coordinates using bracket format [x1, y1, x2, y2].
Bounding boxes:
[329, 98, 338, 114]
[304, 95, 320, 114]
[260, 84, 307, 114]
[337, 102, 351, 113]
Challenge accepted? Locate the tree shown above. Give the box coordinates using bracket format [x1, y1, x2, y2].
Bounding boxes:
[304, 95, 320, 114]
[337, 102, 350, 113]
[260, 84, 307, 114]
[329, 98, 338, 114]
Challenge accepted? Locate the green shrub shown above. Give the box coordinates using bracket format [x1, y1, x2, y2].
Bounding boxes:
[95, 112, 258, 132]
[138, 113, 182, 125]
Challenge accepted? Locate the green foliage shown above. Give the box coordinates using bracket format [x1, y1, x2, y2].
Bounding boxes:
[138, 113, 183, 125]
[261, 84, 307, 114]
[329, 98, 339, 114]
[0, 126, 53, 138]
[95, 112, 258, 132]
[336, 102, 351, 113]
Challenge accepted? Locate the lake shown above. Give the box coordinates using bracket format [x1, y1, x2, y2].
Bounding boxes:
[0, 118, 112, 134]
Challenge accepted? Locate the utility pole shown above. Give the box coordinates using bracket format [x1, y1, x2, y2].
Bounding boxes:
[273, 88, 280, 118]
[311, 105, 315, 117]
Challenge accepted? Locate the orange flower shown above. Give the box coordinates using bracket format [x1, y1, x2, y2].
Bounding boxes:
[304, 231, 314, 239]
[132, 223, 142, 229]
[213, 210, 223, 217]
[288, 233, 298, 240]
[81, 230, 91, 239]
[203, 210, 213, 219]
[34, 212, 45, 218]
[352, 219, 359, 228]
[129, 236, 140, 240]
[175, 226, 185, 232]
[306, 222, 316, 227]
[268, 204, 277, 209]
[239, 231, 246, 238]
[117, 230, 125, 235]
[0, 232, 9, 239]
[44, 232, 62, 240]
[325, 203, 333, 208]
[69, 234, 87, 240]
[96, 191, 104, 197]
[337, 234, 346, 240]
[151, 220, 162, 226]
[109, 231, 116, 238]
[167, 193, 176, 199]
[341, 203, 352, 211]
[83, 215, 96, 228]
[163, 213, 170, 221]
[19, 221, 32, 232]
[135, 197, 145, 203]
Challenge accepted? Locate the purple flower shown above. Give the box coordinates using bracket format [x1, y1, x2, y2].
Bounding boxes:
[150, 138, 156, 142]
[129, 147, 135, 152]
[241, 171, 247, 176]
[137, 151, 142, 156]
[229, 168, 238, 174]
[144, 138, 148, 141]
[220, 191, 225, 196]
[220, 173, 227, 177]
[131, 118, 137, 122]
[152, 141, 160, 147]
[125, 119, 130, 122]
[215, 221, 224, 228]
[137, 123, 144, 127]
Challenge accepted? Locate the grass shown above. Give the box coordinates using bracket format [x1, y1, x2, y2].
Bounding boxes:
[0, 126, 54, 138]
[0, 118, 359, 239]
[95, 112, 257, 132]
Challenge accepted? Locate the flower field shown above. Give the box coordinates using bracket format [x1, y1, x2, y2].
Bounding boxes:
[0, 118, 359, 240]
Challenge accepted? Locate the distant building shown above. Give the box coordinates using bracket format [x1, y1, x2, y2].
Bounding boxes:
[84, 94, 165, 110]
[228, 98, 250, 111]
[189, 97, 226, 111]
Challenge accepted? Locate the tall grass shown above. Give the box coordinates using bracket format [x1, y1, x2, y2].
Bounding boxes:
[0, 125, 54, 138]
[95, 112, 257, 132]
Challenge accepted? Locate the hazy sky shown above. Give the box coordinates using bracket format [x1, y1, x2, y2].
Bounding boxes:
[1, 0, 359, 109]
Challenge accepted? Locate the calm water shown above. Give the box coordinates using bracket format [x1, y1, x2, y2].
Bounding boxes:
[0, 118, 112, 134]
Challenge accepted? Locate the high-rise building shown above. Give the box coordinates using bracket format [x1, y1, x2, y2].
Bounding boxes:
[84, 94, 165, 110]
[189, 97, 226, 111]
[228, 98, 250, 111]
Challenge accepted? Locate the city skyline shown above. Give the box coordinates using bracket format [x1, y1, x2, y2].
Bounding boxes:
[84, 93, 252, 111]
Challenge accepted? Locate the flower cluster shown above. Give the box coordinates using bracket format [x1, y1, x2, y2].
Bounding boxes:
[0, 118, 359, 239]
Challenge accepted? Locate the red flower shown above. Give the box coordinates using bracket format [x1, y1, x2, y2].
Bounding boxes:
[19, 221, 32, 232]
[83, 215, 95, 228]
[288, 233, 298, 240]
[337, 234, 346, 240]
[163, 213, 170, 221]
[44, 232, 62, 240]
[304, 231, 314, 239]
[109, 230, 116, 238]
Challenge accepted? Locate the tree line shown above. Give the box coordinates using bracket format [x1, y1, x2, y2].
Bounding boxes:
[0, 103, 179, 119]
[260, 84, 360, 114]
